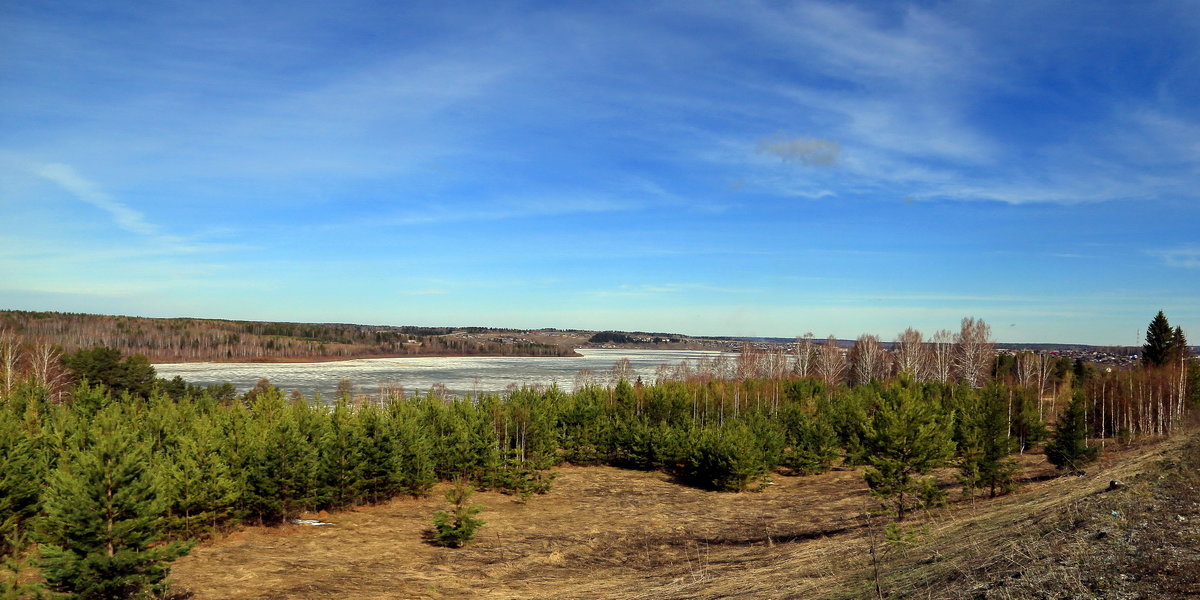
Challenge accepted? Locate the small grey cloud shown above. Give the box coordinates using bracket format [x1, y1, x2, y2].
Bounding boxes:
[757, 135, 841, 167]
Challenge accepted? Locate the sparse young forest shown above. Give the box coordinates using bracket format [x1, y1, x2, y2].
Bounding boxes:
[0, 313, 1194, 597]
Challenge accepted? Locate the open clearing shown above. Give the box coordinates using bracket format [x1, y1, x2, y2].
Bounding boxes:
[170, 435, 1196, 599]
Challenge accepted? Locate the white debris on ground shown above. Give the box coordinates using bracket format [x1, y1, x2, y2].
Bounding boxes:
[290, 519, 334, 526]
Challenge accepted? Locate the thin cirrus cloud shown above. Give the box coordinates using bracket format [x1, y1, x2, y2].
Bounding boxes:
[21, 162, 246, 259]
[34, 163, 158, 236]
[2, 1, 1198, 344]
[1154, 247, 1200, 269]
[711, 2, 1199, 207]
[590, 283, 760, 298]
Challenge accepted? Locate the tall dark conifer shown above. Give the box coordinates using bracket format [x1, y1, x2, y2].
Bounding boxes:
[1170, 327, 1190, 363]
[1142, 311, 1174, 367]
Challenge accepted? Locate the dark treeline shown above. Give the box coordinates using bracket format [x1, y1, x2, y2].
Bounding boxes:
[0, 310, 575, 363]
[0, 313, 1195, 597]
[586, 331, 683, 344]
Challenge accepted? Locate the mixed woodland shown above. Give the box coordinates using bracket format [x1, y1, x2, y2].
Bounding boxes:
[0, 310, 575, 363]
[0, 313, 1195, 598]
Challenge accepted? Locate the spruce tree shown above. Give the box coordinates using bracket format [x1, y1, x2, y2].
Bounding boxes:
[1142, 311, 1174, 367]
[1009, 387, 1046, 451]
[2, 544, 48, 600]
[1170, 326, 1190, 364]
[356, 405, 402, 503]
[1045, 392, 1099, 475]
[35, 405, 191, 599]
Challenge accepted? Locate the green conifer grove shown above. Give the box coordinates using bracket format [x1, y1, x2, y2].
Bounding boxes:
[0, 311, 1192, 594]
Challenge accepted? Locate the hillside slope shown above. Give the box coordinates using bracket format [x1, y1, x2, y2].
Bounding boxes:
[891, 431, 1200, 599]
[169, 431, 1199, 599]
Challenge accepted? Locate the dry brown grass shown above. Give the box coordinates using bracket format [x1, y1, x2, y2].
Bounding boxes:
[838, 433, 1200, 599]
[169, 435, 1196, 599]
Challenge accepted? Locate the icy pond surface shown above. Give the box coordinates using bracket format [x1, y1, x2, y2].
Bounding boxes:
[155, 348, 734, 398]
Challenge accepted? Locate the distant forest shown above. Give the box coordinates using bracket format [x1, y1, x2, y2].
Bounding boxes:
[0, 311, 575, 362]
[587, 331, 682, 345]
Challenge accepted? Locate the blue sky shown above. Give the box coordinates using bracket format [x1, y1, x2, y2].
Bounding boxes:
[2, 1, 1198, 345]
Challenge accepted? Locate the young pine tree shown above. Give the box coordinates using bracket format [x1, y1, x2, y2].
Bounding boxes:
[354, 405, 396, 503]
[316, 399, 366, 510]
[0, 410, 41, 558]
[1045, 392, 1099, 475]
[430, 480, 485, 548]
[155, 419, 241, 540]
[958, 385, 1019, 498]
[778, 404, 839, 475]
[35, 405, 192, 599]
[676, 423, 768, 492]
[862, 383, 956, 520]
[270, 400, 321, 521]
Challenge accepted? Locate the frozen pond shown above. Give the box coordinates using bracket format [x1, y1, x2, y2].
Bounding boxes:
[154, 348, 734, 398]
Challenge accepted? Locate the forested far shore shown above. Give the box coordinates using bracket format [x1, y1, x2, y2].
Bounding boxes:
[0, 310, 577, 363]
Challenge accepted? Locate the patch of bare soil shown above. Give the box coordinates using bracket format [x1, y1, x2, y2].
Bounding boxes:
[169, 436, 1196, 599]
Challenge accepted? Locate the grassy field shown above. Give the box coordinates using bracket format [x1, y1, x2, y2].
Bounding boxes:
[169, 433, 1198, 599]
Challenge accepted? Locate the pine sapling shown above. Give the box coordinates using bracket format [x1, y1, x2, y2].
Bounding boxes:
[430, 480, 485, 548]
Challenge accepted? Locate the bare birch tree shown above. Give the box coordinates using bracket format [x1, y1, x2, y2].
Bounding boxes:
[0, 328, 20, 395]
[610, 358, 635, 386]
[736, 344, 764, 380]
[849, 334, 888, 386]
[27, 338, 67, 402]
[953, 317, 995, 388]
[654, 363, 674, 385]
[815, 336, 847, 389]
[930, 329, 954, 384]
[573, 368, 597, 390]
[1016, 351, 1038, 387]
[671, 360, 694, 382]
[793, 332, 815, 378]
[710, 355, 734, 380]
[892, 327, 929, 381]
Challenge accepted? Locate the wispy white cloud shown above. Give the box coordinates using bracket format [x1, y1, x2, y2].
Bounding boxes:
[590, 283, 760, 298]
[686, 2, 1200, 206]
[351, 195, 642, 228]
[1153, 247, 1200, 269]
[34, 163, 158, 235]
